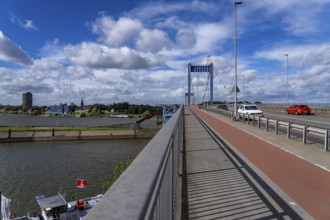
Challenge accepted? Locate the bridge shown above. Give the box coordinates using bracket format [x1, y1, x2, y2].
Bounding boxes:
[86, 105, 330, 220]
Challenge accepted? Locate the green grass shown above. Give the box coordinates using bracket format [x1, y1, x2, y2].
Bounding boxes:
[0, 126, 161, 135]
[0, 126, 132, 132]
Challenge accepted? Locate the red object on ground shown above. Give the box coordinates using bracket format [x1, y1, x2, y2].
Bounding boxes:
[76, 179, 87, 188]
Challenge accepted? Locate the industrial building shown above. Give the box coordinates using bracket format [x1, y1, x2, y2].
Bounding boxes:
[50, 103, 70, 115]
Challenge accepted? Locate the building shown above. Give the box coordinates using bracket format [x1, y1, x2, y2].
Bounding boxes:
[22, 92, 33, 110]
[50, 103, 70, 115]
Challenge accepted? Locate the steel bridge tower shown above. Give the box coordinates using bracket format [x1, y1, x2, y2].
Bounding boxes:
[187, 63, 213, 105]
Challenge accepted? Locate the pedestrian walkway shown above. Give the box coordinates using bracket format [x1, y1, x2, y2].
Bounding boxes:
[181, 106, 330, 219]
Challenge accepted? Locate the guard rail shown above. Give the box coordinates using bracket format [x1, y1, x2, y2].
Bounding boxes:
[207, 108, 330, 151]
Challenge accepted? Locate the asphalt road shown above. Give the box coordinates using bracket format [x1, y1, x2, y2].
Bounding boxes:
[210, 105, 330, 129]
[264, 111, 330, 129]
[208, 106, 329, 154]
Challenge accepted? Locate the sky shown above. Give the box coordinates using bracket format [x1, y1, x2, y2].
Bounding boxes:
[0, 0, 329, 106]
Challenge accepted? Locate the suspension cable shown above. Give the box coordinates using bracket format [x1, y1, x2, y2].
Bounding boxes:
[201, 73, 210, 103]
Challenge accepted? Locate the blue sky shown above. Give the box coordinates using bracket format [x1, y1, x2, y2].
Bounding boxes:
[0, 0, 329, 106]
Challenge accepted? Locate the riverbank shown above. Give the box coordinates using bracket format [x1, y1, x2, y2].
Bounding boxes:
[0, 128, 159, 143]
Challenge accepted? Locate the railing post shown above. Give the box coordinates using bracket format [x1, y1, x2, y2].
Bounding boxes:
[265, 118, 269, 131]
[287, 122, 291, 139]
[325, 129, 329, 151]
[258, 117, 261, 128]
[275, 120, 278, 134]
[303, 126, 307, 144]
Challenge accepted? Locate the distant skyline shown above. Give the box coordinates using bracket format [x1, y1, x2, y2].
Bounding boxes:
[0, 0, 329, 106]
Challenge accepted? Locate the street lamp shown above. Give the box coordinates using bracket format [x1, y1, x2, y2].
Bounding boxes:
[207, 55, 211, 65]
[207, 55, 211, 107]
[242, 74, 245, 103]
[284, 54, 289, 106]
[234, 1, 242, 118]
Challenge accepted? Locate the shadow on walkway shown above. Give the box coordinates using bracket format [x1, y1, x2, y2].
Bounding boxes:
[181, 107, 303, 220]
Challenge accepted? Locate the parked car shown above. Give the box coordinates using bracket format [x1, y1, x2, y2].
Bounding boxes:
[287, 104, 311, 115]
[237, 104, 263, 117]
[217, 104, 228, 110]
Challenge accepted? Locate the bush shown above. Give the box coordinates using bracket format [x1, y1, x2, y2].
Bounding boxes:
[103, 156, 134, 191]
[142, 110, 151, 118]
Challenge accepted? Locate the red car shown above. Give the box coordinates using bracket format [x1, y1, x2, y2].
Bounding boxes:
[287, 104, 311, 115]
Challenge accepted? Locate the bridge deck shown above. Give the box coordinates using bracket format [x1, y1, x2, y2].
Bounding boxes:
[180, 106, 330, 219]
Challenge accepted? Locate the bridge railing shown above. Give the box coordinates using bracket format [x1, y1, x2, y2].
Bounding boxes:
[207, 107, 330, 151]
[85, 106, 183, 220]
[218, 103, 330, 115]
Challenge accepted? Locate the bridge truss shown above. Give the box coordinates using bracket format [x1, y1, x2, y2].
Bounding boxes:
[187, 63, 213, 105]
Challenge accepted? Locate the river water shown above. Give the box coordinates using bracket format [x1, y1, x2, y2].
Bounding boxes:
[0, 139, 149, 217]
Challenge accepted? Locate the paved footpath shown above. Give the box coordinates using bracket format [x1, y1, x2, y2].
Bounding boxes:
[188, 106, 330, 220]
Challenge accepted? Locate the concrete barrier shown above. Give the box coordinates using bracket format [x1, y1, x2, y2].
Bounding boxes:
[0, 128, 158, 143]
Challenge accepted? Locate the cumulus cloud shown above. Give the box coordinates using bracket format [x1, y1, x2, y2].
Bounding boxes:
[255, 43, 330, 69]
[241, 69, 258, 83]
[136, 29, 172, 52]
[91, 16, 142, 47]
[90, 15, 173, 53]
[176, 28, 196, 49]
[64, 42, 162, 69]
[0, 31, 33, 66]
[193, 22, 232, 52]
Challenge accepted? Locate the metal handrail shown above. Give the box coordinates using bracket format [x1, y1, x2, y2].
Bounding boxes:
[85, 106, 183, 220]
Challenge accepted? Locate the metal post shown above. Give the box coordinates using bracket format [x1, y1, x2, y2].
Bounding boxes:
[275, 120, 278, 134]
[242, 74, 245, 102]
[188, 64, 191, 105]
[207, 55, 211, 107]
[287, 122, 291, 139]
[284, 54, 289, 106]
[325, 129, 329, 151]
[303, 126, 307, 144]
[234, 1, 242, 118]
[210, 63, 213, 105]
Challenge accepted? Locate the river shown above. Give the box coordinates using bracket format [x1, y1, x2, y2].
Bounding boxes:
[0, 139, 149, 217]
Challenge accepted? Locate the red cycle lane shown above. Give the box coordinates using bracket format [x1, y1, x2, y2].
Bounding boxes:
[192, 107, 330, 220]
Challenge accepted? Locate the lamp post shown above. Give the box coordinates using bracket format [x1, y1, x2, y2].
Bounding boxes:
[242, 74, 245, 103]
[207, 55, 211, 65]
[284, 54, 289, 106]
[234, 1, 242, 118]
[207, 55, 211, 107]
